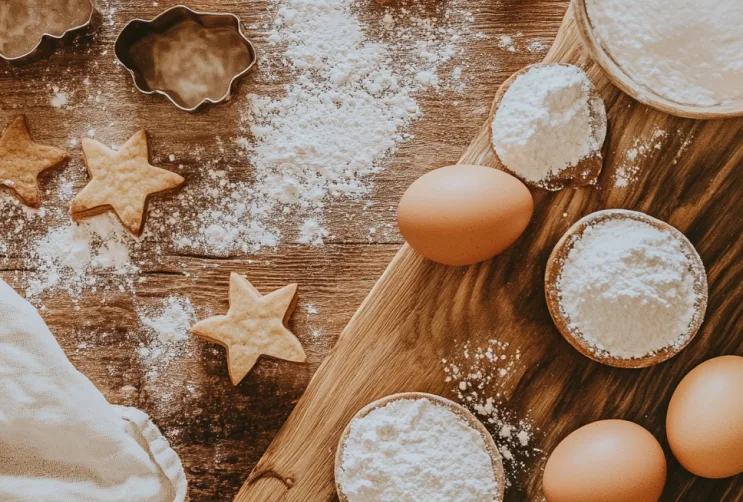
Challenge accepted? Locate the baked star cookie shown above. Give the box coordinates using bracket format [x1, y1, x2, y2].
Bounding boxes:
[70, 129, 185, 236]
[0, 115, 70, 206]
[192, 273, 306, 385]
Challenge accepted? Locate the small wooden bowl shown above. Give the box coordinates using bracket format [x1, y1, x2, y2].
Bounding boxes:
[545, 210, 708, 368]
[335, 392, 505, 502]
[572, 0, 743, 119]
[489, 63, 607, 191]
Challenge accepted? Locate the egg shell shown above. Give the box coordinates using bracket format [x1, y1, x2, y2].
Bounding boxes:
[543, 420, 666, 502]
[666, 355, 743, 479]
[397, 164, 533, 266]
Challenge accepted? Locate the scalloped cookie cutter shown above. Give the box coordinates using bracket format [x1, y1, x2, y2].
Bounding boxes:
[0, 0, 97, 64]
[114, 5, 258, 112]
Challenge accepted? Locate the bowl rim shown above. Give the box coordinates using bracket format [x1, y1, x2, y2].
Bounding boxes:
[334, 392, 505, 502]
[544, 209, 709, 368]
[572, 0, 743, 119]
[0, 0, 96, 63]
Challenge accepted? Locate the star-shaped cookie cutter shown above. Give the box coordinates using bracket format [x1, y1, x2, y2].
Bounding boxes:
[114, 5, 258, 112]
[0, 0, 97, 64]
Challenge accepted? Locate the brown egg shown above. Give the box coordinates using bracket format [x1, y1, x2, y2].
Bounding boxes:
[397, 164, 533, 266]
[543, 420, 666, 502]
[666, 355, 743, 479]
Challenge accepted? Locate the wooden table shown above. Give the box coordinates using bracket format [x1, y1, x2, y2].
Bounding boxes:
[1, 1, 740, 501]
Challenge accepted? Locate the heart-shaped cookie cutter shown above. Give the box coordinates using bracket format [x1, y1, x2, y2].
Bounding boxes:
[114, 5, 258, 112]
[0, 0, 97, 64]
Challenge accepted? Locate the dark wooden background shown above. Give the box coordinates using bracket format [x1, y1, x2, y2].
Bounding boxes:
[1, 0, 740, 501]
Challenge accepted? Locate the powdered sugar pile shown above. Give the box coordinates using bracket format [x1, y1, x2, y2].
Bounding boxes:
[491, 64, 606, 188]
[338, 397, 499, 502]
[443, 340, 541, 485]
[175, 0, 474, 254]
[557, 216, 702, 359]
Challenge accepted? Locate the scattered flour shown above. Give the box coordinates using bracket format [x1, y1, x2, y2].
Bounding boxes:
[136, 296, 198, 381]
[613, 128, 693, 188]
[24, 214, 138, 298]
[491, 64, 605, 187]
[134, 295, 206, 421]
[298, 219, 329, 247]
[557, 216, 702, 359]
[497, 34, 517, 52]
[0, 192, 45, 237]
[443, 340, 541, 485]
[614, 128, 666, 187]
[50, 87, 69, 108]
[526, 40, 546, 53]
[139, 296, 197, 345]
[174, 0, 474, 254]
[586, 0, 743, 106]
[338, 397, 499, 502]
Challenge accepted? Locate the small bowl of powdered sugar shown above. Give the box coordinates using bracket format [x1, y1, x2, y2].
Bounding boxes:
[545, 209, 708, 368]
[490, 63, 607, 191]
[335, 392, 504, 502]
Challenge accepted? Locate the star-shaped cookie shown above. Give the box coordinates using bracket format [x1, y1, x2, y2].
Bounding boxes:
[0, 115, 70, 206]
[70, 129, 185, 236]
[192, 273, 306, 385]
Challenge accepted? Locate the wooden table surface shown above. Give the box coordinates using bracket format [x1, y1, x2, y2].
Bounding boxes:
[2, 1, 739, 501]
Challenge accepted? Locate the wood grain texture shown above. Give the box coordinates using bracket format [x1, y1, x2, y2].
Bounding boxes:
[0, 1, 564, 501]
[1, 0, 739, 501]
[236, 6, 743, 502]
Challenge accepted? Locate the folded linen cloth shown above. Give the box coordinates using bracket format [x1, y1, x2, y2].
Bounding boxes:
[0, 279, 187, 501]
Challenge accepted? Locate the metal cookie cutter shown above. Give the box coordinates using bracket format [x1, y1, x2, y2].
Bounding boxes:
[114, 5, 258, 112]
[0, 0, 97, 64]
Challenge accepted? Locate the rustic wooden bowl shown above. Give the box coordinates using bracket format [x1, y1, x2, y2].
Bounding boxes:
[572, 0, 743, 119]
[334, 392, 505, 502]
[545, 209, 708, 368]
[489, 62, 607, 191]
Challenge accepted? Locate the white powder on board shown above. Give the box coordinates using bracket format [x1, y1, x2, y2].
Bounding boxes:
[50, 87, 69, 108]
[557, 218, 700, 359]
[613, 127, 694, 188]
[491, 64, 604, 186]
[614, 128, 666, 188]
[139, 296, 196, 344]
[24, 214, 138, 298]
[338, 397, 499, 502]
[586, 0, 743, 106]
[175, 0, 473, 254]
[497, 34, 516, 53]
[443, 340, 541, 485]
[136, 296, 197, 381]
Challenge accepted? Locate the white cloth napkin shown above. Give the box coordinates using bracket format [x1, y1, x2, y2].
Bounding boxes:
[0, 279, 187, 502]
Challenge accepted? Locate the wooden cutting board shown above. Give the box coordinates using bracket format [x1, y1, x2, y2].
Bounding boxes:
[235, 5, 743, 501]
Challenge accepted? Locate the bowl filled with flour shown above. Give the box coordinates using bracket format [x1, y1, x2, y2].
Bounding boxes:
[573, 0, 743, 118]
[490, 63, 607, 191]
[335, 392, 504, 502]
[545, 210, 708, 368]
